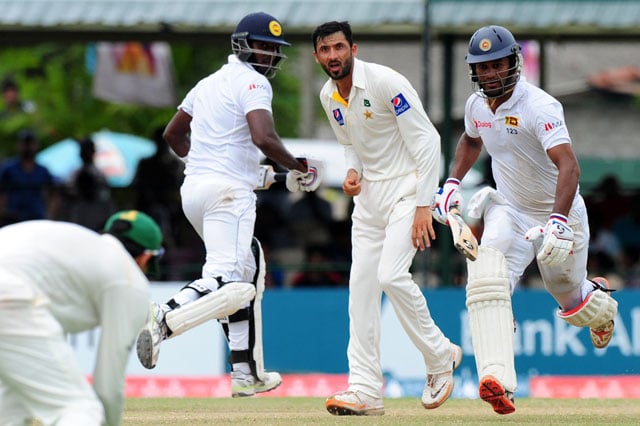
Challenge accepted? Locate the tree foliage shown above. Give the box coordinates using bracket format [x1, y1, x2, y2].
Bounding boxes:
[0, 43, 301, 158]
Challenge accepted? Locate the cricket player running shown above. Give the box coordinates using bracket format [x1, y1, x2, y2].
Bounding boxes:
[432, 25, 618, 414]
[135, 12, 323, 397]
[0, 210, 163, 425]
[312, 21, 462, 416]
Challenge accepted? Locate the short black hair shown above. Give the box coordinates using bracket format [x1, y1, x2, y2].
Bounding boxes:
[1, 77, 17, 92]
[312, 21, 353, 51]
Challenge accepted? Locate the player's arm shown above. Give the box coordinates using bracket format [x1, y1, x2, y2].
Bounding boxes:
[246, 109, 307, 173]
[449, 132, 483, 181]
[547, 143, 580, 217]
[94, 283, 149, 426]
[164, 109, 192, 158]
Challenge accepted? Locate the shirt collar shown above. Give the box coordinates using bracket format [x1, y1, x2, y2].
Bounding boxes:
[330, 57, 365, 106]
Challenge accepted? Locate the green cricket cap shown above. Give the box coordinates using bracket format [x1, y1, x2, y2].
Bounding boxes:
[104, 210, 162, 251]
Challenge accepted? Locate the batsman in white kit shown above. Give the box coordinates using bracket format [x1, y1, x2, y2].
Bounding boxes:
[135, 11, 323, 397]
[432, 25, 618, 415]
[0, 210, 164, 426]
[312, 21, 462, 415]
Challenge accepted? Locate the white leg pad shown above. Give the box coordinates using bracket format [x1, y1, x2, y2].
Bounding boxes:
[466, 246, 517, 392]
[165, 282, 256, 338]
[558, 289, 618, 328]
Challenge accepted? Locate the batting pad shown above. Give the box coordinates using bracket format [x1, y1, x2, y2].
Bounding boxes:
[251, 237, 267, 381]
[466, 246, 517, 392]
[165, 282, 256, 338]
[558, 287, 618, 328]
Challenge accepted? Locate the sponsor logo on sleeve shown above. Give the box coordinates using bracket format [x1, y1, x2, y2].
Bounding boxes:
[333, 108, 345, 126]
[248, 83, 269, 91]
[544, 120, 564, 131]
[391, 93, 411, 116]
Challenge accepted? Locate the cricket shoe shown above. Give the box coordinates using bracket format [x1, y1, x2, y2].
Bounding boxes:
[231, 371, 282, 398]
[479, 375, 515, 415]
[590, 277, 616, 349]
[422, 343, 463, 409]
[136, 302, 168, 369]
[325, 390, 385, 416]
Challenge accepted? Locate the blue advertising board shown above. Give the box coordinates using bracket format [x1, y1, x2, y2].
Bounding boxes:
[262, 287, 640, 378]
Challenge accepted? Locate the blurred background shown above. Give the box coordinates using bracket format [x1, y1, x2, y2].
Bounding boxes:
[1, 0, 639, 399]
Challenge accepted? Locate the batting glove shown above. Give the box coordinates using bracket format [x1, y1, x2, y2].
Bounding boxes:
[285, 170, 304, 192]
[431, 178, 463, 225]
[299, 158, 324, 192]
[525, 213, 574, 266]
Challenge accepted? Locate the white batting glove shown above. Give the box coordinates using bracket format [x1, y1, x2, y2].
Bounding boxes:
[285, 170, 304, 192]
[431, 178, 463, 225]
[299, 158, 324, 192]
[525, 213, 574, 266]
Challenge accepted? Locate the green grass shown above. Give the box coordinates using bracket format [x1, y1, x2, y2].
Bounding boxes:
[124, 397, 640, 425]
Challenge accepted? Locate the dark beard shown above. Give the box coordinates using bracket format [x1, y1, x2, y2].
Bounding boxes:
[323, 59, 353, 81]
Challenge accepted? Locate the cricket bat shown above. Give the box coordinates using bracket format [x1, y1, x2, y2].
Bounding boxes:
[256, 165, 287, 190]
[447, 206, 479, 261]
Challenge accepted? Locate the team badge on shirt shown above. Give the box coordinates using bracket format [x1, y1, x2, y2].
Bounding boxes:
[391, 93, 411, 116]
[505, 116, 519, 127]
[333, 108, 345, 126]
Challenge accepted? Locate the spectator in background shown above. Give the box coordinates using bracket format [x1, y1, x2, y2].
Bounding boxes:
[132, 125, 185, 250]
[0, 77, 36, 118]
[67, 137, 115, 231]
[0, 129, 59, 225]
[288, 189, 334, 249]
[290, 244, 346, 287]
[584, 174, 631, 231]
[612, 193, 640, 278]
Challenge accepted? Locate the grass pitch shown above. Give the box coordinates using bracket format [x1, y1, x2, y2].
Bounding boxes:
[124, 397, 640, 425]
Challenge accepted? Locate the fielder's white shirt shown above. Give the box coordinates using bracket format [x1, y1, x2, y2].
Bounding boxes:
[0, 220, 150, 425]
[318, 57, 441, 206]
[464, 78, 581, 218]
[179, 54, 274, 188]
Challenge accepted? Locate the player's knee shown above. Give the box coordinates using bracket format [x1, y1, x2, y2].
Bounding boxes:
[466, 246, 510, 306]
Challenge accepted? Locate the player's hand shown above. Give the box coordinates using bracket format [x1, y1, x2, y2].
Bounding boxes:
[412, 206, 435, 251]
[299, 158, 324, 192]
[342, 169, 361, 196]
[525, 213, 574, 266]
[431, 178, 463, 225]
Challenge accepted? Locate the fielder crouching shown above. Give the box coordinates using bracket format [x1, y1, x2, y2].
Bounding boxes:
[434, 25, 618, 415]
[0, 210, 164, 426]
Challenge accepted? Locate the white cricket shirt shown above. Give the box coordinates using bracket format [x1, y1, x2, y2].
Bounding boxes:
[464, 78, 581, 217]
[179, 54, 274, 188]
[318, 58, 441, 206]
[0, 220, 150, 425]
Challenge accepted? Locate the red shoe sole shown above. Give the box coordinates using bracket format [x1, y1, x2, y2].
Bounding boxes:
[479, 376, 516, 415]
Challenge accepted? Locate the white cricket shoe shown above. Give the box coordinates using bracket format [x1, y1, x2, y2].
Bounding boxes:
[325, 390, 385, 416]
[422, 343, 463, 409]
[136, 302, 168, 369]
[231, 371, 282, 398]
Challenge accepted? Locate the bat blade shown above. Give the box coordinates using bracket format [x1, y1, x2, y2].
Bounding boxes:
[447, 206, 478, 261]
